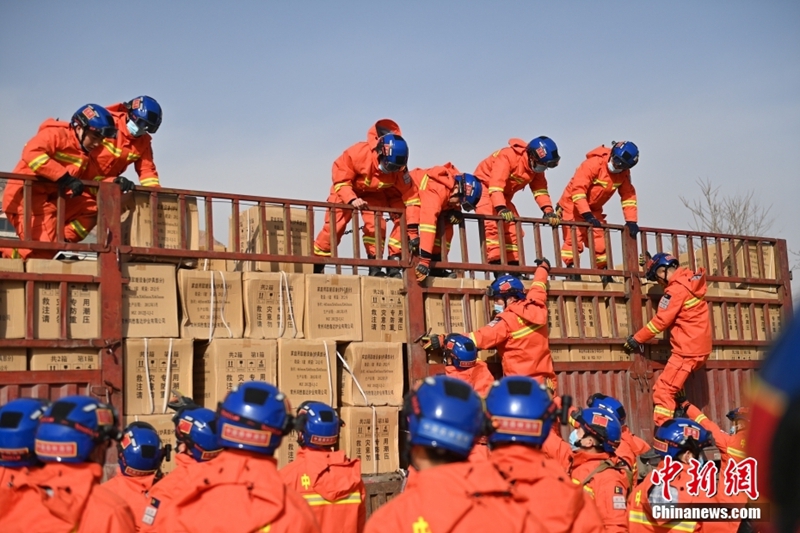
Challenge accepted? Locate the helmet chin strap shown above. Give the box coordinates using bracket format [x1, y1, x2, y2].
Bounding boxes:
[73, 125, 90, 154]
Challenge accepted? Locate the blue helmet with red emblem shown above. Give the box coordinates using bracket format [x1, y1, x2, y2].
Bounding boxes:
[376, 133, 409, 173]
[726, 407, 750, 423]
[216, 381, 293, 455]
[653, 418, 713, 459]
[485, 376, 555, 448]
[295, 401, 341, 450]
[125, 95, 162, 136]
[173, 406, 222, 463]
[443, 334, 479, 370]
[645, 252, 679, 282]
[0, 398, 49, 468]
[117, 422, 164, 476]
[488, 274, 526, 301]
[587, 393, 627, 425]
[574, 407, 622, 454]
[404, 375, 485, 458]
[35, 395, 120, 464]
[454, 173, 482, 212]
[71, 104, 117, 142]
[610, 140, 639, 170]
[527, 136, 560, 172]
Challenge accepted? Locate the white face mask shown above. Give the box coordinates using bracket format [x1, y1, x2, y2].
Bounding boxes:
[607, 159, 623, 174]
[127, 119, 145, 137]
[493, 303, 505, 315]
[568, 429, 580, 450]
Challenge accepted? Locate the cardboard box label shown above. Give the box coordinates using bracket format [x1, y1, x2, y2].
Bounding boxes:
[121, 191, 199, 250]
[566, 298, 598, 338]
[122, 263, 179, 338]
[277, 339, 338, 408]
[569, 345, 612, 362]
[29, 349, 99, 370]
[361, 277, 407, 343]
[123, 414, 178, 473]
[124, 339, 193, 415]
[304, 275, 362, 341]
[195, 339, 278, 409]
[243, 273, 305, 339]
[275, 436, 299, 469]
[550, 345, 570, 363]
[27, 259, 99, 340]
[0, 348, 26, 371]
[228, 205, 312, 274]
[178, 270, 244, 339]
[340, 342, 404, 406]
[340, 406, 399, 475]
[0, 258, 24, 339]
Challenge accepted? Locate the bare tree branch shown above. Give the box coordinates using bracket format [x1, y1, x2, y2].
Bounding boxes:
[679, 178, 774, 237]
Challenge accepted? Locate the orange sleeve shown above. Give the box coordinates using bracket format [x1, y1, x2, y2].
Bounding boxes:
[617, 176, 637, 223]
[468, 317, 511, 351]
[21, 129, 73, 181]
[487, 151, 512, 209]
[573, 493, 604, 533]
[542, 429, 572, 472]
[472, 362, 497, 397]
[525, 265, 549, 305]
[331, 150, 359, 204]
[630, 434, 651, 456]
[529, 173, 554, 213]
[633, 285, 687, 344]
[566, 162, 595, 215]
[685, 403, 733, 457]
[134, 139, 160, 187]
[358, 479, 367, 533]
[394, 174, 420, 226]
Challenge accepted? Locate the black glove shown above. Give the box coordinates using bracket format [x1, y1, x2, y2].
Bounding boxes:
[674, 388, 689, 410]
[496, 206, 514, 222]
[414, 262, 430, 283]
[408, 237, 420, 255]
[57, 173, 84, 197]
[443, 210, 463, 225]
[542, 210, 561, 227]
[623, 335, 641, 354]
[582, 212, 602, 228]
[421, 333, 445, 351]
[639, 251, 652, 267]
[626, 221, 640, 238]
[114, 176, 136, 193]
[534, 257, 551, 272]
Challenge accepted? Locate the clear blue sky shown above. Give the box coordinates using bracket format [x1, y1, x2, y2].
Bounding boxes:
[1, 1, 798, 269]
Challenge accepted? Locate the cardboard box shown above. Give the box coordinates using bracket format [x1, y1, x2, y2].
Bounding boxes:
[339, 342, 404, 406]
[602, 298, 629, 338]
[550, 345, 570, 363]
[177, 270, 243, 339]
[469, 280, 497, 360]
[547, 298, 563, 338]
[29, 349, 99, 370]
[121, 191, 200, 250]
[124, 339, 193, 415]
[277, 339, 338, 409]
[304, 275, 362, 341]
[0, 348, 26, 371]
[718, 346, 764, 361]
[754, 305, 782, 341]
[711, 303, 746, 341]
[228, 204, 312, 274]
[610, 345, 633, 362]
[275, 435, 299, 469]
[648, 344, 671, 362]
[122, 263, 179, 338]
[641, 302, 665, 340]
[339, 406, 400, 475]
[196, 243, 229, 272]
[423, 278, 472, 332]
[27, 259, 99, 339]
[0, 258, 24, 339]
[360, 277, 407, 343]
[243, 272, 305, 339]
[122, 414, 178, 474]
[195, 339, 278, 409]
[569, 344, 613, 362]
[565, 297, 599, 338]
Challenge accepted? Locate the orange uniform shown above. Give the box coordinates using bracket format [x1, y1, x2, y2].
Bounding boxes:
[365, 459, 541, 533]
[557, 146, 637, 268]
[628, 464, 704, 532]
[571, 451, 631, 533]
[140, 453, 199, 531]
[408, 163, 461, 265]
[156, 450, 319, 533]
[491, 444, 604, 533]
[313, 119, 420, 259]
[615, 426, 651, 474]
[0, 462, 136, 533]
[279, 447, 366, 533]
[467, 265, 556, 390]
[2, 119, 104, 259]
[473, 139, 555, 263]
[102, 467, 159, 531]
[542, 427, 574, 473]
[444, 360, 495, 397]
[633, 267, 712, 425]
[95, 103, 160, 187]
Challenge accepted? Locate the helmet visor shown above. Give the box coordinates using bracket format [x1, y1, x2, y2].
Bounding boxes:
[379, 159, 406, 173]
[530, 156, 559, 172]
[134, 114, 160, 134]
[93, 125, 118, 139]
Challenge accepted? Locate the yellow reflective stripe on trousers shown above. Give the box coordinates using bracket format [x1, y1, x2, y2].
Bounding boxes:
[572, 193, 587, 201]
[28, 153, 50, 171]
[257, 525, 271, 532]
[654, 405, 674, 418]
[621, 200, 637, 207]
[140, 176, 160, 187]
[303, 491, 362, 506]
[561, 250, 574, 257]
[54, 152, 85, 169]
[646, 321, 662, 335]
[629, 510, 696, 532]
[101, 139, 122, 158]
[684, 297, 703, 309]
[420, 174, 429, 191]
[419, 224, 437, 234]
[612, 182, 621, 189]
[363, 236, 377, 244]
[126, 152, 140, 162]
[70, 220, 88, 239]
[532, 189, 548, 197]
[388, 238, 402, 247]
[313, 245, 332, 256]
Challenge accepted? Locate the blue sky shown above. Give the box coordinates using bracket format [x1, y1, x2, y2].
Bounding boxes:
[1, 1, 798, 273]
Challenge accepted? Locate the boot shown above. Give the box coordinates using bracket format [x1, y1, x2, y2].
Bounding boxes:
[313, 263, 325, 274]
[601, 275, 615, 284]
[565, 263, 581, 281]
[385, 255, 403, 279]
[429, 254, 455, 278]
[489, 260, 503, 279]
[508, 260, 530, 280]
[367, 255, 386, 277]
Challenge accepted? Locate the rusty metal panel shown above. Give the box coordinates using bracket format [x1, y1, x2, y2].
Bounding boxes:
[363, 473, 404, 517]
[0, 381, 93, 404]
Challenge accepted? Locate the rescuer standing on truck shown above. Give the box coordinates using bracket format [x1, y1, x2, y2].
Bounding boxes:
[623, 253, 712, 427]
[154, 381, 319, 532]
[1, 104, 123, 259]
[486, 376, 605, 533]
[0, 398, 48, 487]
[557, 141, 640, 277]
[407, 163, 482, 282]
[97, 95, 163, 189]
[473, 136, 561, 274]
[422, 258, 556, 392]
[0, 395, 136, 532]
[312, 119, 420, 278]
[365, 375, 541, 533]
[280, 401, 366, 533]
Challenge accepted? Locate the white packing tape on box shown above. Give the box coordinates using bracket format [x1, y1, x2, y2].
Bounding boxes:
[142, 338, 173, 415]
[278, 270, 298, 339]
[207, 271, 233, 342]
[336, 349, 378, 474]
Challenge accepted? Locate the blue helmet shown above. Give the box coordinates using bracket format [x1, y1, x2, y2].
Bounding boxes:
[71, 104, 117, 139]
[454, 173, 482, 212]
[488, 274, 526, 301]
[0, 398, 49, 468]
[216, 381, 293, 455]
[404, 375, 485, 458]
[653, 418, 713, 460]
[645, 252, 679, 282]
[295, 401, 341, 449]
[35, 395, 120, 464]
[174, 406, 222, 462]
[527, 136, 560, 172]
[376, 133, 409, 173]
[125, 96, 162, 135]
[485, 376, 556, 448]
[117, 422, 164, 476]
[587, 393, 627, 425]
[610, 141, 639, 170]
[726, 407, 750, 423]
[443, 334, 479, 370]
[574, 407, 622, 454]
